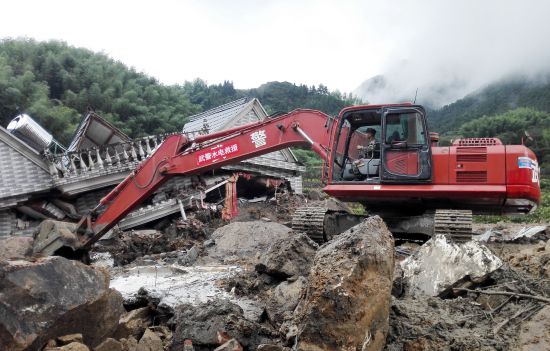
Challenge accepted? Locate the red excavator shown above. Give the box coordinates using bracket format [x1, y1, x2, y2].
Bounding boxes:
[33, 103, 541, 257]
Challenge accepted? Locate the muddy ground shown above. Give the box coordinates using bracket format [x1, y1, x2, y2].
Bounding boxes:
[93, 193, 550, 350]
[104, 194, 549, 349]
[3, 191, 549, 350]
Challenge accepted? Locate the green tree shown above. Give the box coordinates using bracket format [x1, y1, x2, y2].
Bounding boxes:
[459, 107, 550, 164]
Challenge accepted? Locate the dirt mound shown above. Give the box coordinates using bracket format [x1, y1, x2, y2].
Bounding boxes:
[206, 221, 293, 263]
[255, 232, 318, 279]
[491, 240, 550, 278]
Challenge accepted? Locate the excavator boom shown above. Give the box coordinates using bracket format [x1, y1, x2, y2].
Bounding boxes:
[34, 109, 333, 256]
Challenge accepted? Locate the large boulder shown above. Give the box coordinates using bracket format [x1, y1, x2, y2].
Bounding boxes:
[294, 216, 394, 351]
[401, 235, 503, 297]
[265, 277, 307, 324]
[255, 233, 318, 279]
[0, 256, 124, 350]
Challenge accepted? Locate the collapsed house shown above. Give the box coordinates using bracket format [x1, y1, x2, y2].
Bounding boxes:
[0, 98, 305, 238]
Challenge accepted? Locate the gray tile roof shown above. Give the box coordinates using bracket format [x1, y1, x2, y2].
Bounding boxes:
[182, 97, 302, 177]
[0, 128, 53, 207]
[182, 97, 254, 134]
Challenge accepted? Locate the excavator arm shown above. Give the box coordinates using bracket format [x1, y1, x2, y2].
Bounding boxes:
[34, 109, 333, 256]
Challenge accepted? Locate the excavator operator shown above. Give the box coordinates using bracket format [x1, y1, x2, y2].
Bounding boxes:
[357, 127, 378, 159]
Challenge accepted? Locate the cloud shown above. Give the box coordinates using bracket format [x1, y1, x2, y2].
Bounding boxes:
[1, 0, 549, 102]
[354, 0, 550, 106]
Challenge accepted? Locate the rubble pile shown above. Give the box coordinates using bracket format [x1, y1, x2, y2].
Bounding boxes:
[3, 193, 550, 351]
[95, 220, 205, 266]
[388, 227, 550, 351]
[387, 263, 550, 350]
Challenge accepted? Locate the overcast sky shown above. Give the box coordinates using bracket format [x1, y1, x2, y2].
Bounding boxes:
[2, 0, 550, 102]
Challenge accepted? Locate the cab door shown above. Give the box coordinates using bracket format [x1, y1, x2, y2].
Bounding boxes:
[381, 106, 432, 182]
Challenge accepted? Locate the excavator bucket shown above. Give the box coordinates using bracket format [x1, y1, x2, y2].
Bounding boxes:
[33, 219, 81, 257]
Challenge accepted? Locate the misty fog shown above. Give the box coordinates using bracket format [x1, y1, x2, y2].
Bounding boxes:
[353, 0, 550, 107]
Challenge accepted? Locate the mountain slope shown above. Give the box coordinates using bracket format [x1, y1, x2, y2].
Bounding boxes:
[428, 75, 550, 134]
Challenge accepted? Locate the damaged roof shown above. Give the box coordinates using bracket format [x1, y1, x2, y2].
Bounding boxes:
[182, 97, 300, 166]
[182, 97, 262, 135]
[0, 127, 53, 208]
[68, 111, 130, 151]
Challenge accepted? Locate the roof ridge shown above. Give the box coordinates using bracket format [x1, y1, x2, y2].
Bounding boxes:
[188, 97, 250, 122]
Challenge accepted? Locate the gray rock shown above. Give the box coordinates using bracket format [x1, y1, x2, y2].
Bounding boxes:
[45, 342, 90, 351]
[95, 338, 122, 351]
[56, 333, 83, 345]
[0, 256, 124, 350]
[294, 216, 394, 351]
[255, 233, 318, 279]
[170, 299, 276, 350]
[401, 235, 503, 297]
[137, 328, 163, 351]
[0, 236, 33, 260]
[170, 299, 243, 347]
[257, 345, 290, 351]
[266, 277, 307, 324]
[204, 239, 215, 247]
[214, 338, 243, 351]
[186, 245, 199, 263]
[114, 306, 152, 339]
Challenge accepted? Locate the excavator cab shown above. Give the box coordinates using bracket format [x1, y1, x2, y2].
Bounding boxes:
[332, 105, 432, 183]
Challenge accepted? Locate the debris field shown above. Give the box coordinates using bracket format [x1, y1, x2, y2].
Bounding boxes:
[1, 191, 550, 351]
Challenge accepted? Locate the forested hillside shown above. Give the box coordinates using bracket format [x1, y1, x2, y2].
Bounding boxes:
[428, 75, 550, 134]
[0, 39, 359, 145]
[459, 108, 550, 163]
[182, 79, 361, 116]
[0, 39, 200, 143]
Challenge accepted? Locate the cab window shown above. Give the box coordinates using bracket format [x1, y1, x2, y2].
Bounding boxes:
[385, 113, 426, 145]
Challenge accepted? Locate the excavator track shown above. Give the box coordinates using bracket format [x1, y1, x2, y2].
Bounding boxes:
[434, 209, 473, 242]
[293, 207, 474, 245]
[292, 207, 329, 244]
